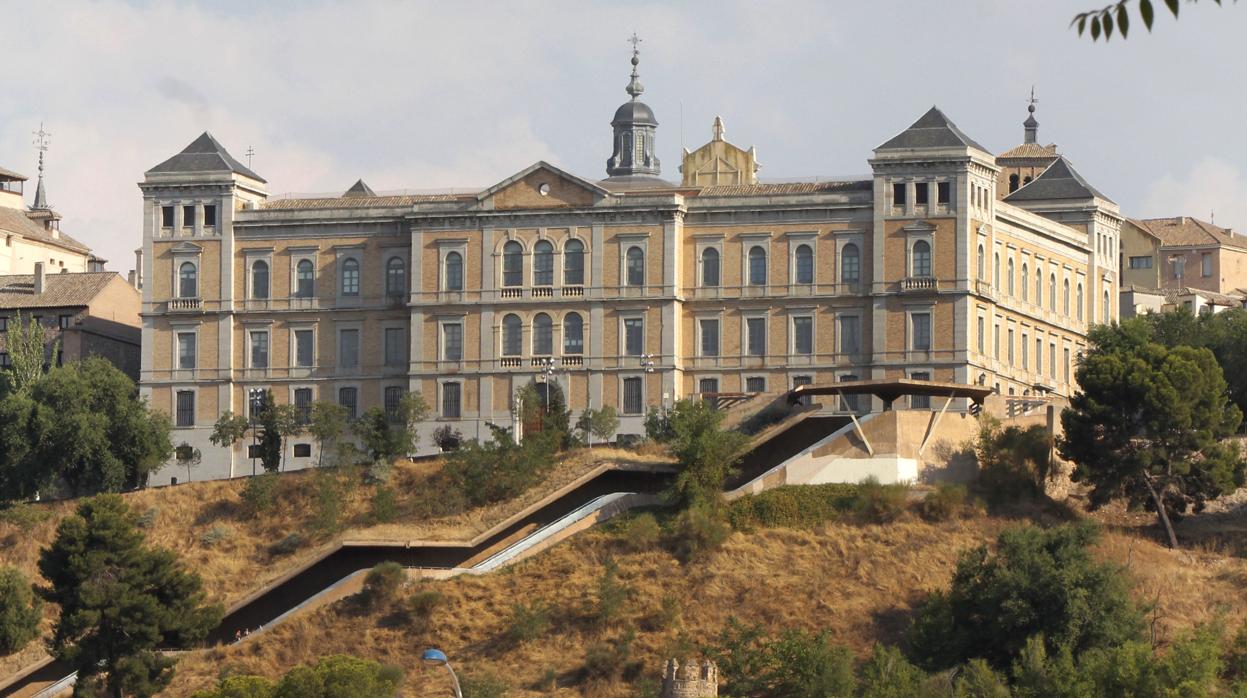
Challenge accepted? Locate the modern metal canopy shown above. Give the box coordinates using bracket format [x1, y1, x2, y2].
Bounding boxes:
[787, 378, 994, 410]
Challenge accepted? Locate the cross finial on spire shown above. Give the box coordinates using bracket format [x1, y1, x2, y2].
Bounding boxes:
[245, 146, 255, 170]
[1023, 87, 1040, 144]
[625, 33, 644, 100]
[31, 123, 51, 210]
[1028, 85, 1038, 113]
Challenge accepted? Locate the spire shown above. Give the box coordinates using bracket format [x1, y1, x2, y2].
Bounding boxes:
[626, 32, 644, 100]
[1024, 87, 1039, 145]
[712, 116, 725, 141]
[31, 123, 50, 211]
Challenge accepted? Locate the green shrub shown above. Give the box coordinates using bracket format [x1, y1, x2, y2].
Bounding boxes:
[907, 522, 1144, 672]
[856, 644, 927, 698]
[200, 524, 232, 547]
[668, 505, 730, 564]
[919, 483, 970, 522]
[506, 599, 552, 644]
[0, 503, 52, 531]
[190, 674, 275, 698]
[953, 658, 1011, 697]
[136, 506, 160, 529]
[459, 671, 509, 698]
[0, 566, 42, 653]
[622, 512, 661, 551]
[582, 629, 636, 681]
[359, 562, 405, 610]
[975, 418, 1053, 505]
[311, 470, 343, 534]
[654, 594, 683, 632]
[408, 472, 467, 519]
[707, 619, 854, 697]
[445, 428, 557, 507]
[593, 558, 630, 627]
[727, 484, 859, 529]
[370, 487, 398, 524]
[269, 532, 304, 557]
[665, 399, 750, 507]
[853, 477, 910, 524]
[240, 472, 280, 515]
[403, 588, 443, 631]
[274, 654, 402, 697]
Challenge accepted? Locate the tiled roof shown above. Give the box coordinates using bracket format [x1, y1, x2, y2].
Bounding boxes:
[0, 271, 119, 309]
[262, 192, 474, 210]
[343, 179, 376, 197]
[1133, 216, 1244, 249]
[998, 142, 1059, 160]
[876, 106, 990, 153]
[0, 165, 27, 181]
[0, 206, 90, 253]
[147, 132, 266, 183]
[1003, 156, 1113, 204]
[1161, 286, 1245, 306]
[696, 180, 872, 197]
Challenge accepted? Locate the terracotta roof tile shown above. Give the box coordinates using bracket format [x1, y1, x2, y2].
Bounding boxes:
[1135, 216, 1244, 248]
[998, 142, 1059, 159]
[0, 207, 90, 253]
[0, 271, 120, 309]
[262, 193, 473, 210]
[696, 180, 872, 197]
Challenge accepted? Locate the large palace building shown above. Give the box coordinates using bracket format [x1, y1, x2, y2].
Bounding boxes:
[139, 52, 1121, 481]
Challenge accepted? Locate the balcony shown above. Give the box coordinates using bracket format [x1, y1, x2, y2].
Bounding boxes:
[499, 357, 522, 368]
[500, 288, 522, 299]
[975, 280, 995, 299]
[532, 287, 554, 298]
[561, 286, 584, 297]
[900, 276, 937, 293]
[168, 297, 202, 312]
[562, 355, 584, 366]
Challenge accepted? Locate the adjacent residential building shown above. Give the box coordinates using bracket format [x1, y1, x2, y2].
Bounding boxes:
[0, 263, 141, 379]
[138, 50, 1121, 481]
[0, 154, 98, 275]
[1119, 217, 1247, 313]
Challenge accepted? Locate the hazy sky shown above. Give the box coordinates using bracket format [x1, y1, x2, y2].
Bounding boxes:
[2, 0, 1246, 271]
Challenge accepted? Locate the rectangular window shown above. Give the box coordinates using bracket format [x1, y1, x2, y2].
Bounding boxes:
[839, 315, 860, 355]
[937, 181, 950, 204]
[443, 323, 463, 361]
[699, 378, 720, 395]
[293, 443, 312, 458]
[442, 382, 462, 418]
[250, 330, 269, 369]
[624, 318, 644, 357]
[0, 316, 6, 332]
[294, 388, 313, 424]
[1007, 328, 1015, 365]
[1036, 338, 1043, 373]
[911, 313, 931, 351]
[1128, 256, 1153, 269]
[840, 374, 859, 412]
[993, 324, 1000, 359]
[1202, 253, 1213, 277]
[892, 182, 906, 206]
[1049, 342, 1057, 378]
[175, 390, 195, 427]
[746, 376, 766, 393]
[58, 315, 71, 329]
[0, 352, 9, 367]
[203, 204, 217, 227]
[177, 332, 196, 370]
[699, 319, 719, 357]
[295, 329, 314, 368]
[622, 377, 643, 415]
[384, 386, 404, 423]
[911, 372, 930, 409]
[1022, 333, 1029, 369]
[183, 205, 196, 228]
[793, 316, 813, 355]
[384, 327, 405, 367]
[339, 329, 359, 369]
[977, 316, 985, 353]
[338, 387, 357, 420]
[161, 205, 174, 228]
[1064, 347, 1072, 383]
[746, 317, 766, 357]
[914, 182, 929, 205]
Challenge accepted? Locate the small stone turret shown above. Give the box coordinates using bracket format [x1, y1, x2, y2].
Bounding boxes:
[661, 658, 718, 698]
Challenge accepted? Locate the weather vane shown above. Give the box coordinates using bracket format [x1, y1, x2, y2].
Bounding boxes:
[628, 32, 642, 53]
[32, 123, 51, 172]
[1028, 86, 1038, 109]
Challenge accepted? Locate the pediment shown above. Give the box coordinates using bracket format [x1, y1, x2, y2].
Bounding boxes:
[478, 161, 608, 211]
[902, 220, 938, 234]
[169, 241, 204, 254]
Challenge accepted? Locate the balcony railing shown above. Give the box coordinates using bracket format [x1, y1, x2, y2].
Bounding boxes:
[561, 286, 584, 297]
[168, 298, 202, 312]
[500, 288, 522, 299]
[532, 287, 554, 298]
[499, 357, 522, 368]
[562, 355, 584, 366]
[975, 280, 995, 299]
[900, 276, 937, 293]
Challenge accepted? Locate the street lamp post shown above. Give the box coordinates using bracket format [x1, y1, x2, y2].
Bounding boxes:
[421, 648, 462, 698]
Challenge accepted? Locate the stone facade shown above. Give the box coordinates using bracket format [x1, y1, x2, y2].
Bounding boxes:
[661, 658, 717, 698]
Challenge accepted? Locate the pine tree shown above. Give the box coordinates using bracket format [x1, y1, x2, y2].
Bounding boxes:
[38, 495, 223, 697]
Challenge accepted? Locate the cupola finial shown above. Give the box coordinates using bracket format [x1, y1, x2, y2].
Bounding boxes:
[626, 33, 644, 100]
[1023, 86, 1039, 145]
[31, 122, 51, 211]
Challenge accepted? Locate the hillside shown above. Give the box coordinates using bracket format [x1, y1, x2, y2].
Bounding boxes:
[163, 502, 1247, 697]
[0, 447, 672, 682]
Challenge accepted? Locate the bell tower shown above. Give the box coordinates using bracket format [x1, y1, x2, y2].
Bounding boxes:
[605, 34, 662, 181]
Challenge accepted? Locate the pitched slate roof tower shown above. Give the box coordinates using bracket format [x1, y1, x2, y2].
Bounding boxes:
[604, 36, 664, 186]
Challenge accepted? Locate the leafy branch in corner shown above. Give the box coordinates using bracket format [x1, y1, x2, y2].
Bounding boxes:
[1072, 0, 1233, 41]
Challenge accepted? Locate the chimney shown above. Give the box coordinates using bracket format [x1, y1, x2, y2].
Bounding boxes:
[33, 262, 45, 294]
[133, 248, 144, 290]
[127, 270, 136, 286]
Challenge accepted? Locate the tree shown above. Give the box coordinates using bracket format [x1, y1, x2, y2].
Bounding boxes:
[1072, 0, 1232, 41]
[5, 312, 55, 394]
[664, 398, 750, 508]
[174, 443, 201, 483]
[907, 522, 1143, 672]
[1059, 338, 1244, 547]
[190, 654, 403, 698]
[38, 495, 223, 697]
[211, 393, 302, 473]
[354, 392, 429, 463]
[0, 565, 41, 653]
[209, 411, 249, 452]
[308, 401, 350, 467]
[576, 406, 619, 449]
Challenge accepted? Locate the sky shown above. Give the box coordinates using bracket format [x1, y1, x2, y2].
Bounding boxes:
[2, 0, 1246, 272]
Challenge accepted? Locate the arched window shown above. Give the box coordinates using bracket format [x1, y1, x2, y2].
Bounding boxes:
[532, 313, 553, 355]
[1035, 270, 1042, 305]
[977, 244, 985, 280]
[251, 260, 269, 299]
[1007, 258, 1015, 296]
[444, 251, 463, 291]
[1103, 290, 1111, 320]
[502, 241, 523, 287]
[296, 259, 314, 298]
[564, 240, 584, 285]
[993, 252, 1001, 288]
[502, 313, 522, 356]
[385, 257, 405, 296]
[1049, 273, 1057, 310]
[701, 247, 720, 287]
[1062, 278, 1071, 314]
[1023, 176, 1033, 185]
[533, 240, 554, 286]
[795, 244, 814, 284]
[748, 246, 767, 286]
[341, 258, 359, 297]
[563, 312, 584, 354]
[1021, 263, 1029, 301]
[841, 243, 860, 283]
[1009, 173, 1020, 192]
[1076, 283, 1085, 321]
[912, 240, 931, 277]
[179, 262, 197, 298]
[626, 246, 644, 286]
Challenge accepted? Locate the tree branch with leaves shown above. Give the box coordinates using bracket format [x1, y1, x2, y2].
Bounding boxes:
[1073, 0, 1234, 41]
